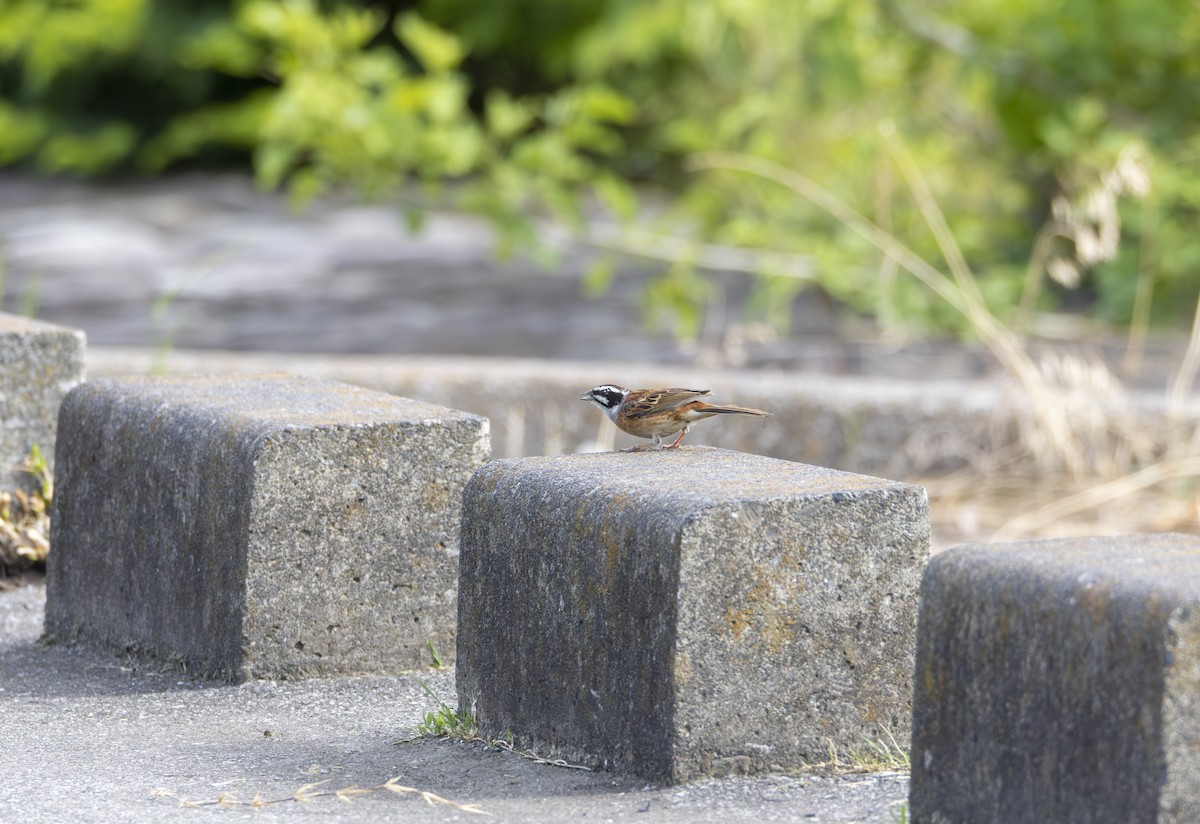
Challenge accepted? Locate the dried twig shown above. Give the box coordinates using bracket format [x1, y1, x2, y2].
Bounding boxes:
[153, 775, 491, 815]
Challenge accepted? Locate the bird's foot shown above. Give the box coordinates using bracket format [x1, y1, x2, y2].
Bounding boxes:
[665, 428, 689, 449]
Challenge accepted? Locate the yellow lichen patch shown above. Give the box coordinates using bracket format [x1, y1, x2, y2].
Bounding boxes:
[725, 605, 752, 638]
[419, 485, 452, 517]
[723, 578, 797, 654]
[757, 609, 798, 655]
[604, 532, 621, 578]
[597, 493, 635, 578]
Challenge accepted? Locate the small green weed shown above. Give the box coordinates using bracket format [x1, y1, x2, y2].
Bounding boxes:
[427, 641, 445, 669]
[417, 703, 478, 739]
[23, 444, 52, 500]
[403, 680, 590, 771]
[410, 678, 476, 738]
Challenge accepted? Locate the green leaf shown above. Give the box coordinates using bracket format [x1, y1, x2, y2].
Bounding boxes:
[0, 102, 47, 164]
[255, 142, 299, 190]
[582, 256, 617, 297]
[395, 12, 465, 73]
[485, 90, 536, 141]
[140, 91, 272, 170]
[427, 641, 444, 669]
[286, 167, 329, 210]
[593, 174, 638, 221]
[576, 86, 635, 124]
[404, 206, 427, 234]
[36, 123, 136, 174]
[179, 20, 264, 75]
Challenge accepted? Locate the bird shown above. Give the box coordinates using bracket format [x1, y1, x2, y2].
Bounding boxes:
[579, 385, 771, 451]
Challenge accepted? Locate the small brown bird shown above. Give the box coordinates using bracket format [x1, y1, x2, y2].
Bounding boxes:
[580, 385, 771, 451]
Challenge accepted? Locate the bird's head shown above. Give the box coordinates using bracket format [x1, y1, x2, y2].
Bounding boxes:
[579, 385, 628, 420]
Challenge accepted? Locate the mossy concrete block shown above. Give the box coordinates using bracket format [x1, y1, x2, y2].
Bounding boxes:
[45, 373, 489, 681]
[910, 534, 1200, 824]
[456, 447, 930, 781]
[0, 313, 85, 490]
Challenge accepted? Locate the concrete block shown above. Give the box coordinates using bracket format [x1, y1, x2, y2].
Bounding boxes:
[910, 534, 1200, 824]
[45, 373, 489, 681]
[456, 447, 930, 781]
[0, 313, 85, 490]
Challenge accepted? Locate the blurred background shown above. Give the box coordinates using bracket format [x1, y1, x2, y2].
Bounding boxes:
[2, 0, 1200, 547]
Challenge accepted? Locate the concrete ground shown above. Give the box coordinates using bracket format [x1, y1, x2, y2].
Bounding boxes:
[1, 581, 908, 823]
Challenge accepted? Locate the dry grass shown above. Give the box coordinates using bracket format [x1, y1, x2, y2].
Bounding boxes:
[800, 729, 911, 776]
[0, 446, 52, 577]
[692, 137, 1200, 545]
[152, 775, 491, 814]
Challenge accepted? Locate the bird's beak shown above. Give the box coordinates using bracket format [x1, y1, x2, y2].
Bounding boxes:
[578, 392, 592, 401]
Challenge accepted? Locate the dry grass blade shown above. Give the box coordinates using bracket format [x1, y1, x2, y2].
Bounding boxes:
[0, 447, 53, 576]
[335, 786, 376, 803]
[485, 737, 594, 771]
[153, 774, 490, 815]
[688, 144, 1147, 483]
[994, 456, 1200, 540]
[414, 726, 593, 772]
[382, 778, 492, 815]
[800, 732, 911, 776]
[688, 150, 973, 316]
[1168, 291, 1200, 415]
[293, 780, 329, 802]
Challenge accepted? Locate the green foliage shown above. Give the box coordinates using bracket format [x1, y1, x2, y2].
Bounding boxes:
[410, 678, 476, 738]
[0, 0, 148, 173]
[3, 0, 1200, 337]
[0, 445, 52, 575]
[23, 444, 52, 501]
[415, 703, 477, 738]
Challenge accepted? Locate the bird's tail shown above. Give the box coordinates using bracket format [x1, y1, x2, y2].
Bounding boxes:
[702, 404, 771, 417]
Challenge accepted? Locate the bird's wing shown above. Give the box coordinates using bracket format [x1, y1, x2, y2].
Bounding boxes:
[623, 388, 710, 418]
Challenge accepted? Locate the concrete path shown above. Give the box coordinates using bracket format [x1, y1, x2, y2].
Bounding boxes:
[1, 581, 908, 823]
[6, 171, 1178, 387]
[0, 173, 825, 367]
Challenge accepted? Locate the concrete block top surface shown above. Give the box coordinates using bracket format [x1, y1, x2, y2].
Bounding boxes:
[933, 532, 1200, 604]
[473, 446, 919, 510]
[72, 372, 486, 433]
[0, 312, 84, 337]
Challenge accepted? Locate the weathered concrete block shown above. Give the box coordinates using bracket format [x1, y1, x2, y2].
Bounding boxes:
[910, 534, 1200, 824]
[45, 373, 489, 680]
[457, 448, 929, 781]
[0, 313, 85, 490]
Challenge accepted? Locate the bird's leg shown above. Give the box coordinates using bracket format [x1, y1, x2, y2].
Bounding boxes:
[622, 434, 662, 453]
[665, 426, 690, 449]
